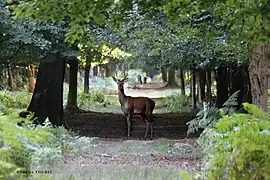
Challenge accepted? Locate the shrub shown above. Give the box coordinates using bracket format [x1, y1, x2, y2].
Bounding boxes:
[0, 107, 71, 179]
[0, 91, 31, 109]
[197, 103, 270, 180]
[77, 89, 111, 109]
[187, 90, 241, 136]
[165, 93, 191, 112]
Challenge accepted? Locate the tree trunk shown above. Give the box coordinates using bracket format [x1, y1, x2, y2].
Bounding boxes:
[27, 53, 66, 127]
[199, 69, 206, 102]
[206, 70, 212, 102]
[64, 65, 70, 83]
[249, 44, 270, 111]
[191, 69, 197, 109]
[93, 65, 98, 76]
[84, 57, 91, 94]
[179, 69, 185, 95]
[243, 67, 252, 103]
[7, 68, 14, 91]
[27, 65, 36, 93]
[215, 64, 229, 108]
[66, 58, 78, 110]
[165, 67, 178, 88]
[161, 68, 167, 82]
[230, 63, 245, 108]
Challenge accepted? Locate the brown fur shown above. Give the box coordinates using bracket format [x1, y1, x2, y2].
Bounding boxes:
[112, 76, 156, 139]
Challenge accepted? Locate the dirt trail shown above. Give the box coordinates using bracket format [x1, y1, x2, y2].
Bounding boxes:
[62, 138, 200, 178]
[124, 82, 183, 98]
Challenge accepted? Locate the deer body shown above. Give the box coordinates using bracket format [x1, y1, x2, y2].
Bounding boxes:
[113, 76, 155, 139]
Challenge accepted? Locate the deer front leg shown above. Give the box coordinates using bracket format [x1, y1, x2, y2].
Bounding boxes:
[127, 114, 132, 138]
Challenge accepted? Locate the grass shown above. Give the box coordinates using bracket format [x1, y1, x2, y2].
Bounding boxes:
[29, 137, 198, 180]
[31, 165, 186, 180]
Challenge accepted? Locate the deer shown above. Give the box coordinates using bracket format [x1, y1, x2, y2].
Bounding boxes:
[112, 74, 156, 139]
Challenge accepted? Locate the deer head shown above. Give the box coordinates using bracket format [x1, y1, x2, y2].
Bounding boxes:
[112, 74, 128, 91]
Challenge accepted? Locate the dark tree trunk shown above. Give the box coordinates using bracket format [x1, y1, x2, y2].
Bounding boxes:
[215, 64, 229, 108]
[7, 68, 14, 91]
[206, 70, 212, 102]
[243, 67, 252, 103]
[66, 58, 78, 110]
[230, 63, 245, 107]
[108, 63, 116, 77]
[27, 53, 66, 126]
[199, 69, 206, 102]
[165, 67, 178, 87]
[249, 44, 270, 111]
[102, 64, 110, 77]
[161, 68, 167, 82]
[191, 69, 197, 109]
[93, 66, 98, 76]
[84, 57, 91, 94]
[64, 66, 70, 83]
[179, 69, 185, 95]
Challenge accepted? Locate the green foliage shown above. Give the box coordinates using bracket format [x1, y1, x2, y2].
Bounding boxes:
[187, 102, 220, 136]
[77, 89, 111, 109]
[222, 90, 241, 115]
[165, 93, 191, 112]
[197, 103, 270, 179]
[187, 90, 240, 136]
[0, 105, 77, 179]
[0, 91, 31, 109]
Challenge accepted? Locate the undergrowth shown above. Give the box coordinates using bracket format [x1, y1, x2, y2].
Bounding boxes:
[0, 91, 31, 109]
[184, 90, 270, 179]
[0, 106, 71, 179]
[165, 93, 191, 112]
[197, 103, 270, 179]
[77, 89, 112, 109]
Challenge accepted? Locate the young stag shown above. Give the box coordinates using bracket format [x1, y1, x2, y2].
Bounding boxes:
[112, 75, 155, 139]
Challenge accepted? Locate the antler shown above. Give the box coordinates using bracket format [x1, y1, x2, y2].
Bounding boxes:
[123, 73, 128, 81]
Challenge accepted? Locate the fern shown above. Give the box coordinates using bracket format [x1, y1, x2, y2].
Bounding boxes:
[186, 90, 242, 136]
[198, 103, 270, 180]
[222, 90, 241, 115]
[187, 102, 220, 135]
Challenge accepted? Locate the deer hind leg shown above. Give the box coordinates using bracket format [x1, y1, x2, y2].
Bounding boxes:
[127, 114, 132, 138]
[147, 113, 154, 140]
[149, 122, 154, 140]
[144, 122, 150, 138]
[139, 114, 148, 139]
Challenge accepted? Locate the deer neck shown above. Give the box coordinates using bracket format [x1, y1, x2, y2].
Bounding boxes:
[118, 89, 127, 105]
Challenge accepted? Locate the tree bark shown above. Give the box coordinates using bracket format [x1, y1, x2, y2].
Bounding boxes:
[7, 68, 14, 91]
[206, 70, 212, 102]
[248, 44, 270, 111]
[165, 67, 178, 87]
[66, 58, 78, 110]
[161, 68, 167, 82]
[243, 67, 252, 103]
[27, 53, 66, 127]
[27, 65, 36, 93]
[84, 57, 91, 94]
[198, 69, 206, 102]
[179, 69, 185, 95]
[230, 63, 245, 108]
[64, 65, 70, 84]
[191, 69, 197, 109]
[93, 65, 98, 76]
[215, 64, 229, 108]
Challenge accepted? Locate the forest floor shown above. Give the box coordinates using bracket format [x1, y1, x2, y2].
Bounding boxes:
[53, 137, 201, 179]
[61, 82, 200, 179]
